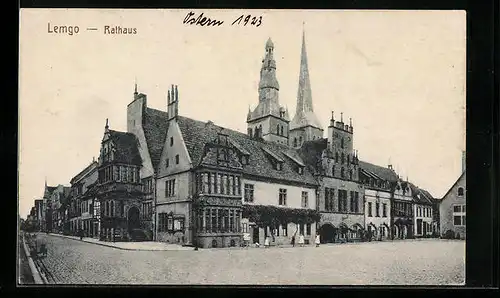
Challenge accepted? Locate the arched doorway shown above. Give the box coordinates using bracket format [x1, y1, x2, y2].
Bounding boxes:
[319, 223, 336, 243]
[127, 206, 140, 233]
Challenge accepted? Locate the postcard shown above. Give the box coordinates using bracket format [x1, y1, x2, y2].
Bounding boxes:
[18, 9, 466, 285]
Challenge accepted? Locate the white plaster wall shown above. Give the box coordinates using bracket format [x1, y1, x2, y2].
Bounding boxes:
[241, 178, 316, 210]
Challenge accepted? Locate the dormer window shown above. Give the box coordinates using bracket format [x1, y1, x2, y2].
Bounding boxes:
[298, 167, 304, 175]
[457, 187, 464, 196]
[276, 162, 283, 171]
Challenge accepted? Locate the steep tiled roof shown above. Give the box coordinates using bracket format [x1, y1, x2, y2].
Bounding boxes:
[143, 108, 170, 171]
[359, 161, 399, 182]
[176, 115, 318, 186]
[108, 130, 142, 165]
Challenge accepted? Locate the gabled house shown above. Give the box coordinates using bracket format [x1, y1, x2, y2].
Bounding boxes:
[439, 151, 466, 239]
[359, 162, 397, 241]
[95, 120, 145, 241]
[410, 184, 434, 238]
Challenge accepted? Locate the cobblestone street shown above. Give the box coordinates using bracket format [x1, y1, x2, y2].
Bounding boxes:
[33, 234, 464, 285]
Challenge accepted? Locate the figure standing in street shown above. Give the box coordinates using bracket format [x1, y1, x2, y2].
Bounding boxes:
[291, 235, 295, 247]
[264, 236, 270, 248]
[298, 234, 305, 247]
[315, 234, 320, 247]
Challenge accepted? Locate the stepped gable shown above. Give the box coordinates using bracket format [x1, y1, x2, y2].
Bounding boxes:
[107, 130, 142, 166]
[142, 107, 170, 171]
[176, 115, 318, 186]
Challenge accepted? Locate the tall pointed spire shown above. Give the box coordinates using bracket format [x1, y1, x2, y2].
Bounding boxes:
[290, 24, 322, 131]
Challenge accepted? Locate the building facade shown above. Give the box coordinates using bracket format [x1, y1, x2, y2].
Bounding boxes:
[391, 180, 414, 239]
[95, 120, 145, 241]
[439, 152, 466, 239]
[411, 185, 434, 238]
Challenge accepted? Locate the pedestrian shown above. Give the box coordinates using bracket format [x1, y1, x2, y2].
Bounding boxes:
[315, 234, 320, 247]
[298, 234, 305, 247]
[264, 236, 270, 248]
[79, 228, 83, 240]
[291, 235, 295, 247]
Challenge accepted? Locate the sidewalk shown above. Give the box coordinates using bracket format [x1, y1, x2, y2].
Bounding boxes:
[48, 233, 195, 251]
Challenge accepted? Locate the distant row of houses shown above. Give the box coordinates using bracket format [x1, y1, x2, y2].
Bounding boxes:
[23, 34, 466, 247]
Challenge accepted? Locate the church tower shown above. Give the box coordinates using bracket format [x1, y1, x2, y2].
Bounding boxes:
[289, 27, 324, 148]
[247, 38, 290, 145]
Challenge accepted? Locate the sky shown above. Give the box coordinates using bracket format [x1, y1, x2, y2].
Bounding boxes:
[19, 9, 466, 219]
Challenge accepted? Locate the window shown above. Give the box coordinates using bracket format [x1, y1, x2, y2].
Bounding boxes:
[175, 154, 179, 164]
[298, 167, 304, 175]
[349, 191, 355, 212]
[453, 204, 466, 226]
[277, 124, 280, 135]
[166, 158, 169, 168]
[325, 187, 335, 211]
[306, 223, 311, 236]
[368, 202, 373, 217]
[375, 202, 380, 217]
[174, 218, 184, 231]
[332, 165, 335, 177]
[170, 137, 174, 146]
[338, 190, 347, 212]
[293, 138, 297, 147]
[235, 177, 241, 195]
[209, 173, 215, 194]
[167, 217, 173, 231]
[280, 126, 284, 136]
[276, 162, 282, 171]
[244, 184, 254, 202]
[335, 152, 339, 163]
[341, 138, 344, 149]
[283, 224, 288, 236]
[212, 209, 217, 232]
[299, 223, 304, 235]
[229, 176, 234, 195]
[341, 168, 345, 178]
[457, 187, 464, 196]
[165, 179, 176, 197]
[279, 188, 287, 206]
[382, 203, 387, 217]
[242, 223, 248, 233]
[354, 192, 359, 213]
[301, 191, 308, 208]
[217, 174, 222, 194]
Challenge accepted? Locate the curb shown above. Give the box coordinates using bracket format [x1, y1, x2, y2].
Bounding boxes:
[22, 235, 45, 284]
[49, 233, 195, 252]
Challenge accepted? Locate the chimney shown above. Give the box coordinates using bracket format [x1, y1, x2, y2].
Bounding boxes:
[462, 150, 466, 173]
[167, 85, 179, 121]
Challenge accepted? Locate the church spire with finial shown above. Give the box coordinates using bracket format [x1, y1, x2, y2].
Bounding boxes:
[290, 22, 322, 132]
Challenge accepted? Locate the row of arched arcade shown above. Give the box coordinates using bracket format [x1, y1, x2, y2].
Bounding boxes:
[318, 220, 414, 243]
